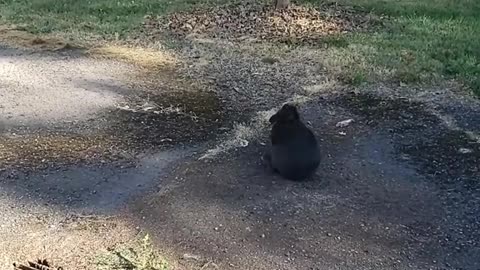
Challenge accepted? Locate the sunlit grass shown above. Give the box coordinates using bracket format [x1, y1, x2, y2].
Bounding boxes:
[308, 0, 480, 93]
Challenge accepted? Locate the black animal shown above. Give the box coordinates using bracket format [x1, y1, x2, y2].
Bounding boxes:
[264, 103, 320, 181]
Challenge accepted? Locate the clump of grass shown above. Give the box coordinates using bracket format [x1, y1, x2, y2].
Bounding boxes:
[96, 234, 169, 270]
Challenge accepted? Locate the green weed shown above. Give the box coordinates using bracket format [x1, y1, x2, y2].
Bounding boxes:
[96, 234, 169, 270]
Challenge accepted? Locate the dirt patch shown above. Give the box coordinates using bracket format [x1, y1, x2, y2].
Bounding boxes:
[105, 89, 229, 150]
[0, 42, 236, 172]
[0, 133, 122, 171]
[398, 126, 480, 189]
[144, 2, 381, 44]
[0, 88, 228, 172]
[336, 91, 439, 128]
[0, 25, 78, 51]
[335, 91, 480, 190]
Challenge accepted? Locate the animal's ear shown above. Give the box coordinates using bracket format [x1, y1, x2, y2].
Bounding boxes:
[289, 105, 300, 120]
[283, 103, 299, 121]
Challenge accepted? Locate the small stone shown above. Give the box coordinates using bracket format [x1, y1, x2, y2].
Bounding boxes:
[458, 148, 473, 154]
[183, 253, 201, 261]
[336, 119, 354, 128]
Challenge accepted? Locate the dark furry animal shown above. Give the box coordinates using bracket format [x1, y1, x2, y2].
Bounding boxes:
[264, 104, 320, 181]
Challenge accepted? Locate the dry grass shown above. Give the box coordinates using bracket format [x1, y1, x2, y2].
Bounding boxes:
[303, 78, 340, 94]
[199, 109, 276, 160]
[89, 45, 178, 69]
[0, 25, 72, 51]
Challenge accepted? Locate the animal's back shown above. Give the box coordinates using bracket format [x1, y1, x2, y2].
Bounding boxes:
[271, 122, 320, 180]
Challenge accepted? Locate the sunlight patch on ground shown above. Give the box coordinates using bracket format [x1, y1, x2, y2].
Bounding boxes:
[89, 45, 177, 70]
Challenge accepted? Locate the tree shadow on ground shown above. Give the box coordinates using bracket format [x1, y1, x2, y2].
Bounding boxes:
[127, 92, 480, 270]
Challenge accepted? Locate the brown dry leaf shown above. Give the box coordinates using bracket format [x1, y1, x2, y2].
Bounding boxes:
[144, 2, 379, 45]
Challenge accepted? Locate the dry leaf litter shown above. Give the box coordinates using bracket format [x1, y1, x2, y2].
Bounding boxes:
[144, 2, 381, 44]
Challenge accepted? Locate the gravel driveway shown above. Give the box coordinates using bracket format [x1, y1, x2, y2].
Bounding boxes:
[1, 39, 479, 270]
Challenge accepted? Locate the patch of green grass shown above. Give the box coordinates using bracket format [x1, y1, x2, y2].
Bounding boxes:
[0, 0, 225, 38]
[308, 0, 480, 93]
[321, 34, 350, 48]
[324, 0, 480, 18]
